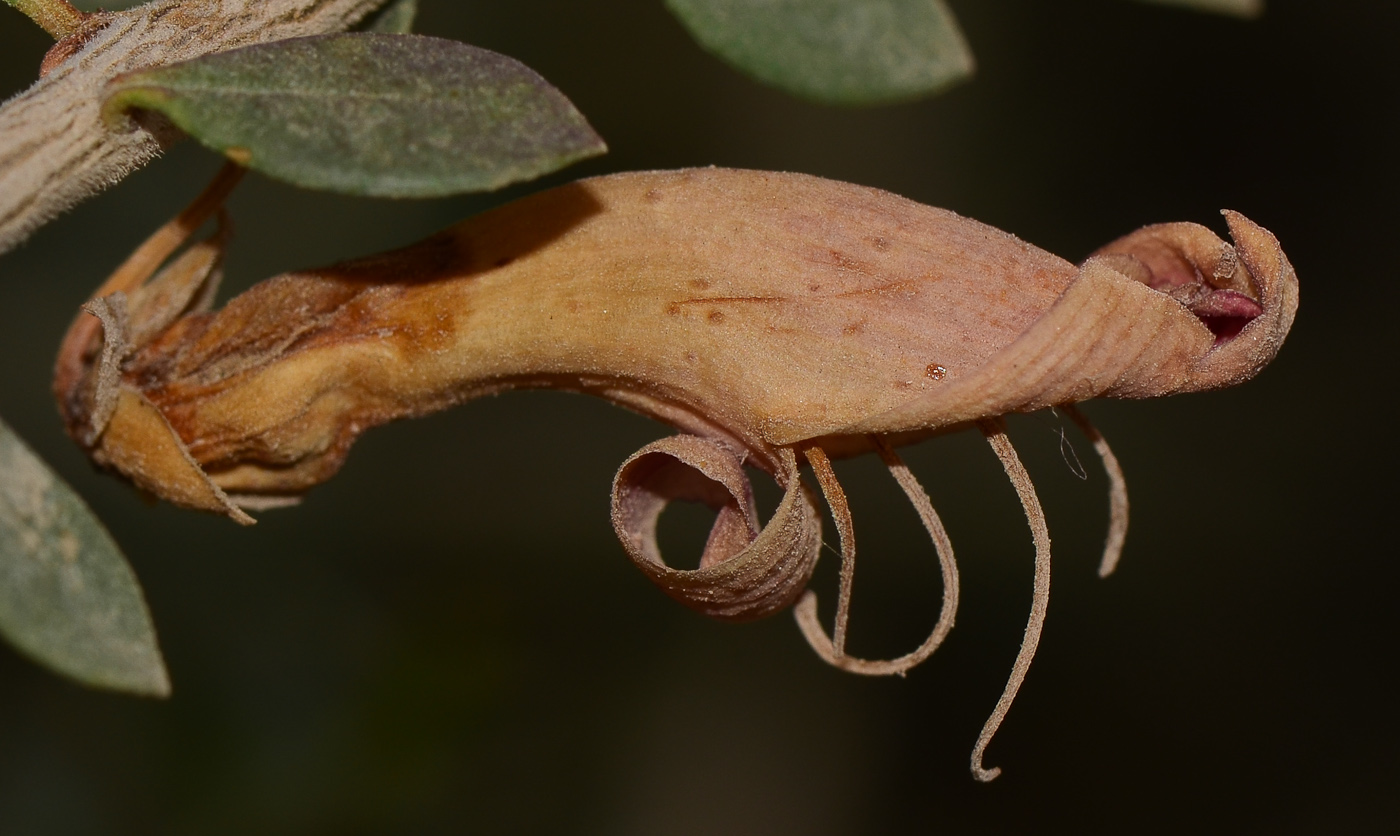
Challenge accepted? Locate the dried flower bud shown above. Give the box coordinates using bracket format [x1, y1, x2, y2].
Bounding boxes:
[55, 166, 1297, 778]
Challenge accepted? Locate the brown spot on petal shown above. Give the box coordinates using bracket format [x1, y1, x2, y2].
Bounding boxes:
[828, 250, 866, 272]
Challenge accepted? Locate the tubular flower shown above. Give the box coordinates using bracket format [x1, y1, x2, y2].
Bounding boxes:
[56, 166, 1297, 779]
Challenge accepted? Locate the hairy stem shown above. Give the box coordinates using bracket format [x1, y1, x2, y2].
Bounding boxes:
[5, 0, 86, 39]
[0, 0, 387, 256]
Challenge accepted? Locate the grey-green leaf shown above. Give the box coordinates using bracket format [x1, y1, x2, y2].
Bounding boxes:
[1128, 0, 1263, 17]
[665, 0, 974, 106]
[0, 417, 169, 697]
[103, 34, 607, 197]
[359, 0, 417, 34]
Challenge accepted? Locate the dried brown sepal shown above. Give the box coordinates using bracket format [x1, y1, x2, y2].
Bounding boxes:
[125, 210, 228, 347]
[54, 162, 243, 446]
[94, 387, 254, 526]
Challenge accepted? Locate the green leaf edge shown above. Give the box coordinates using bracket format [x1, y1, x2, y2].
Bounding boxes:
[0, 417, 170, 698]
[665, 0, 976, 107]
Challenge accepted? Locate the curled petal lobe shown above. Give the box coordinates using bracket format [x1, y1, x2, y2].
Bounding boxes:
[611, 438, 821, 622]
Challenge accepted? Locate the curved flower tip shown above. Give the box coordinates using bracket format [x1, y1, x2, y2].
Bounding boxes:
[848, 209, 1297, 435]
[1089, 209, 1299, 394]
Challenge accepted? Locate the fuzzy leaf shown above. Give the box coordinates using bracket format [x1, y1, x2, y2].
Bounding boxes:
[358, 0, 416, 34]
[104, 33, 606, 197]
[0, 416, 169, 697]
[665, 0, 973, 105]
[1129, 0, 1263, 17]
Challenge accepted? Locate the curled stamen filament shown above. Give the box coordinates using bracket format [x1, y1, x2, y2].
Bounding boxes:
[971, 418, 1052, 783]
[1062, 405, 1129, 578]
[797, 426, 1051, 781]
[793, 440, 961, 676]
[804, 446, 858, 656]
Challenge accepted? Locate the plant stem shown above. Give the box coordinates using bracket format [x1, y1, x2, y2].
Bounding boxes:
[5, 0, 87, 40]
[0, 0, 388, 257]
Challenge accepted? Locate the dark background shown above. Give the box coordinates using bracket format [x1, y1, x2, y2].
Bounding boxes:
[0, 0, 1393, 833]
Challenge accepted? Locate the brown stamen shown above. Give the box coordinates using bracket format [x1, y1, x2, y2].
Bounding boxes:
[793, 437, 961, 676]
[1062, 405, 1129, 578]
[971, 418, 1052, 782]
